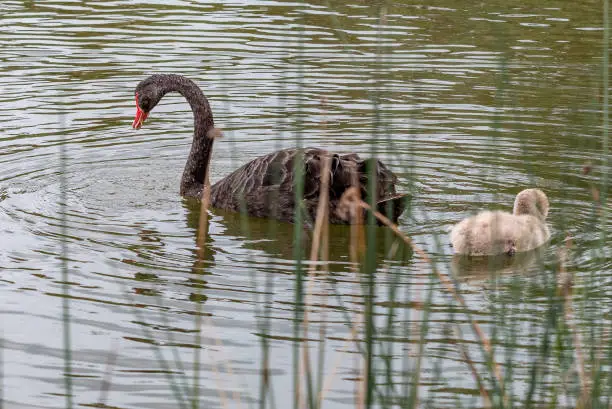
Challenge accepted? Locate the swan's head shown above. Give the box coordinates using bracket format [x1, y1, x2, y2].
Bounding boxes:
[132, 75, 165, 129]
[512, 188, 549, 220]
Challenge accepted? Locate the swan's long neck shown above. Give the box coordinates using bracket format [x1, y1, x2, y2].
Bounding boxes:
[156, 75, 215, 197]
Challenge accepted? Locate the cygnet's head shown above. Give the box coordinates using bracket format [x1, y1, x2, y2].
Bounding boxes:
[512, 188, 549, 220]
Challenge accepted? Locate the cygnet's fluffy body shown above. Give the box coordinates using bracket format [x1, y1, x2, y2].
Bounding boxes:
[449, 189, 550, 256]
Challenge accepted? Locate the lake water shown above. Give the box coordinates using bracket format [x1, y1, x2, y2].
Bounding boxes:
[1, 1, 610, 408]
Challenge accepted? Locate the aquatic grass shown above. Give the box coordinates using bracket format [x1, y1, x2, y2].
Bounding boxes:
[360, 8, 387, 407]
[0, 334, 3, 409]
[292, 9, 308, 409]
[288, 186, 528, 408]
[192, 132, 249, 409]
[191, 134, 215, 409]
[602, 0, 610, 254]
[341, 189, 508, 405]
[289, 186, 500, 408]
[284, 4, 506, 408]
[300, 154, 331, 409]
[250, 22, 300, 409]
[152, 293, 191, 400]
[237, 204, 279, 409]
[315, 164, 331, 409]
[204, 315, 244, 409]
[222, 103, 278, 409]
[286, 6, 423, 405]
[274, 98, 612, 409]
[59, 112, 74, 409]
[257, 222, 280, 409]
[378, 243, 405, 409]
[563, 20, 612, 406]
[407, 263, 435, 409]
[454, 326, 492, 407]
[116, 276, 189, 409]
[558, 240, 589, 396]
[91, 161, 220, 409]
[96, 341, 118, 406]
[487, 28, 522, 409]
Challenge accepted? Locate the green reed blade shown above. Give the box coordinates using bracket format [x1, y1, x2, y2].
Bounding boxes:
[153, 296, 190, 400]
[59, 112, 73, 409]
[0, 335, 3, 409]
[293, 9, 306, 409]
[602, 0, 610, 257]
[123, 287, 188, 409]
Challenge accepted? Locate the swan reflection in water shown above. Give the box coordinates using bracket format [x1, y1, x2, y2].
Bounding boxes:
[450, 244, 549, 280]
[183, 199, 413, 273]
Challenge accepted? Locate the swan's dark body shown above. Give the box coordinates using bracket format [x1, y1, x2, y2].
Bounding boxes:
[132, 74, 408, 224]
[210, 147, 407, 224]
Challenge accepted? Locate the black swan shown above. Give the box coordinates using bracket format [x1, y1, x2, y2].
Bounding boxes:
[132, 74, 408, 224]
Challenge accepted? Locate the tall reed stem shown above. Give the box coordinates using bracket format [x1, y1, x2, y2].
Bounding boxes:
[59, 114, 73, 409]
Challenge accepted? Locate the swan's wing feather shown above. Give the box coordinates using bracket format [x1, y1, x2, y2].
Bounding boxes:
[211, 148, 320, 219]
[211, 147, 405, 223]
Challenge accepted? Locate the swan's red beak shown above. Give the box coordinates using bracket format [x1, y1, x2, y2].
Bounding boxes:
[132, 94, 148, 129]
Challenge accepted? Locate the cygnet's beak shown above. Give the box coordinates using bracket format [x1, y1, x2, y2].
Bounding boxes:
[132, 94, 148, 129]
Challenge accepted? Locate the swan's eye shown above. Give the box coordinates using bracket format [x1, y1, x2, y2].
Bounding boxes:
[140, 96, 151, 111]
